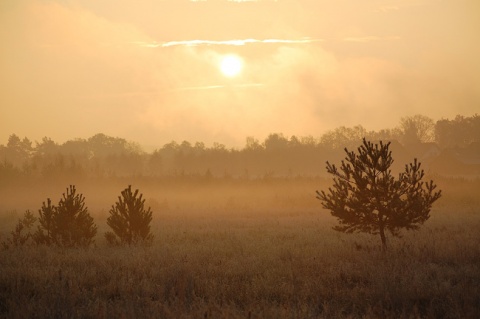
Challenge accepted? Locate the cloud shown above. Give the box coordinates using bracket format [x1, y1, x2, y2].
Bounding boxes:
[134, 38, 323, 48]
[342, 36, 401, 43]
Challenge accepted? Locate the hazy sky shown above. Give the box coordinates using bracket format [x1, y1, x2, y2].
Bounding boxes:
[1, 0, 479, 149]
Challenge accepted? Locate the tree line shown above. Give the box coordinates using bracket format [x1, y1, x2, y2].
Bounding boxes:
[1, 114, 478, 181]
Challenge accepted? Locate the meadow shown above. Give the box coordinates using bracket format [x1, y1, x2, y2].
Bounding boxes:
[1, 176, 479, 318]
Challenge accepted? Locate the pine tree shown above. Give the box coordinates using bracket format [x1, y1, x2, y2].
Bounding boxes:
[106, 185, 153, 246]
[316, 138, 441, 250]
[2, 210, 37, 249]
[35, 185, 97, 247]
[34, 198, 55, 245]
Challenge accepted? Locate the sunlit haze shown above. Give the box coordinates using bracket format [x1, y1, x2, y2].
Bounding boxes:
[1, 0, 479, 148]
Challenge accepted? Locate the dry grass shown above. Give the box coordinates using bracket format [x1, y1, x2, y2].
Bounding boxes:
[1, 177, 479, 318]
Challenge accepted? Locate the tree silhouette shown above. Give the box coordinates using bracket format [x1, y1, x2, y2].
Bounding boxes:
[400, 114, 435, 145]
[435, 114, 480, 148]
[316, 139, 441, 250]
[35, 186, 97, 247]
[2, 210, 37, 249]
[34, 198, 55, 246]
[105, 185, 153, 246]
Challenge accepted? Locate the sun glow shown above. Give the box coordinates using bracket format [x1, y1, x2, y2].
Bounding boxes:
[220, 55, 243, 77]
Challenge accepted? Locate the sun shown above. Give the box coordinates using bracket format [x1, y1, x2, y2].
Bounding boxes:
[220, 55, 243, 77]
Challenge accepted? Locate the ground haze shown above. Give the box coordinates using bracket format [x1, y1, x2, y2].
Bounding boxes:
[1, 170, 479, 317]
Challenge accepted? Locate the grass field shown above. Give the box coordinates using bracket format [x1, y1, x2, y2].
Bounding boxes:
[1, 177, 479, 318]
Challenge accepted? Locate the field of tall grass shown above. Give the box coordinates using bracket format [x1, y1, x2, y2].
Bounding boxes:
[1, 176, 479, 318]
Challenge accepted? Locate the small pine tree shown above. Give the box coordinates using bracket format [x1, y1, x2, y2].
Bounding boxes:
[2, 210, 37, 249]
[316, 138, 441, 250]
[35, 185, 97, 247]
[34, 198, 55, 245]
[106, 185, 153, 246]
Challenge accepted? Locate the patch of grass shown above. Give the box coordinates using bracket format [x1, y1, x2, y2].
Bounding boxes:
[1, 206, 479, 318]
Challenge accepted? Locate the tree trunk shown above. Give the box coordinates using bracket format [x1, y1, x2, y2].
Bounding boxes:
[377, 212, 387, 250]
[379, 224, 387, 251]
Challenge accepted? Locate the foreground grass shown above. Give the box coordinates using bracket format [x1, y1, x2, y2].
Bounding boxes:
[1, 176, 479, 318]
[1, 205, 479, 319]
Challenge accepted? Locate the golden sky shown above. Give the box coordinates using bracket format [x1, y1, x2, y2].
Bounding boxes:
[1, 0, 479, 148]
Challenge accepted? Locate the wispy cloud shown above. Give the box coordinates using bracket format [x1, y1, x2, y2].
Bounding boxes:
[134, 38, 323, 48]
[342, 36, 401, 43]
